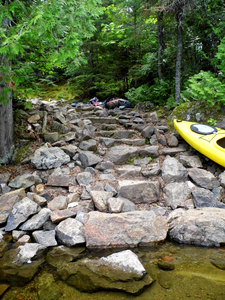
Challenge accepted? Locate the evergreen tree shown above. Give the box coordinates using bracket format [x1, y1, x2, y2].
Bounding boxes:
[0, 0, 102, 163]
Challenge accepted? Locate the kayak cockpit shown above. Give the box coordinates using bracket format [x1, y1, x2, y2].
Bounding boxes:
[216, 137, 225, 149]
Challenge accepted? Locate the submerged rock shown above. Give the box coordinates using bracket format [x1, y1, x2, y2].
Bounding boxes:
[46, 246, 86, 268]
[37, 273, 62, 300]
[58, 249, 153, 294]
[0, 243, 46, 286]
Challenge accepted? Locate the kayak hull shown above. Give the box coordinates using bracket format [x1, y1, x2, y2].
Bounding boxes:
[173, 119, 225, 167]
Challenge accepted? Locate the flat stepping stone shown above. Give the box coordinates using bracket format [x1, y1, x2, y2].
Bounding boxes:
[139, 146, 159, 158]
[120, 139, 145, 146]
[188, 168, 220, 189]
[116, 165, 142, 178]
[161, 145, 187, 156]
[114, 130, 136, 139]
[88, 117, 118, 125]
[96, 131, 117, 137]
[99, 174, 116, 181]
[97, 124, 118, 130]
[106, 145, 139, 165]
[46, 175, 76, 187]
[79, 139, 97, 151]
[50, 209, 76, 223]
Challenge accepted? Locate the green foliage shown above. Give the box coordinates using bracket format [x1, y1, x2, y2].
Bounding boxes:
[0, 0, 103, 104]
[207, 118, 217, 126]
[1, 0, 225, 106]
[128, 157, 137, 165]
[95, 76, 124, 99]
[166, 95, 177, 109]
[216, 37, 225, 74]
[0, 86, 12, 105]
[125, 79, 171, 105]
[181, 71, 225, 106]
[139, 52, 158, 77]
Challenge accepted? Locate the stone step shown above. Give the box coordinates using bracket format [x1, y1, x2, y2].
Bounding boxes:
[96, 130, 136, 139]
[99, 137, 145, 148]
[88, 117, 119, 125]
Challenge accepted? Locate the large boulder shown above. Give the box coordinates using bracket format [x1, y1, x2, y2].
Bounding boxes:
[169, 207, 225, 246]
[168, 99, 225, 126]
[84, 211, 168, 249]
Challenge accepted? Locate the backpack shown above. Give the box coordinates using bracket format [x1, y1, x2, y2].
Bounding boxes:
[105, 98, 130, 109]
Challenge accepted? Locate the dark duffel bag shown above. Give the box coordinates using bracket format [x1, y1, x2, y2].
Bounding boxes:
[105, 98, 130, 109]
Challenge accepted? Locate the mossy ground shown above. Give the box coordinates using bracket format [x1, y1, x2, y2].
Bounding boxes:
[35, 83, 79, 102]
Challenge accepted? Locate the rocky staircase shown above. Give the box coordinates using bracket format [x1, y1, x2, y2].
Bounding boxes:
[1, 99, 225, 292]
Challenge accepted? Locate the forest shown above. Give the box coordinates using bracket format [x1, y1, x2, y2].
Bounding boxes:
[0, 0, 225, 162]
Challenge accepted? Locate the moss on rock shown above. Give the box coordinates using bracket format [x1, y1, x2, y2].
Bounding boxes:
[168, 100, 225, 130]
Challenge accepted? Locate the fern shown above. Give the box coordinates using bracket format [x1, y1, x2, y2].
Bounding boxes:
[181, 71, 225, 106]
[125, 79, 171, 106]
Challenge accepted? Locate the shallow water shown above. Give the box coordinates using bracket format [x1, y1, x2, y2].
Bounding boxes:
[1, 242, 225, 300]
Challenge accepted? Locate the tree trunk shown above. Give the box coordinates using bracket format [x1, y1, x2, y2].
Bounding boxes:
[89, 39, 94, 97]
[0, 6, 14, 164]
[174, 9, 183, 104]
[0, 89, 14, 164]
[134, 10, 138, 88]
[157, 12, 165, 82]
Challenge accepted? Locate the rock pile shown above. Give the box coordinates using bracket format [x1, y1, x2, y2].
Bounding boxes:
[1, 99, 225, 293]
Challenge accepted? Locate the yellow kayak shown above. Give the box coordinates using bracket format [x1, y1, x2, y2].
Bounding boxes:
[173, 119, 225, 167]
